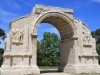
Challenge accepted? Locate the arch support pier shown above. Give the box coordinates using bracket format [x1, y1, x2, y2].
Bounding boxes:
[58, 37, 80, 73]
[31, 33, 40, 75]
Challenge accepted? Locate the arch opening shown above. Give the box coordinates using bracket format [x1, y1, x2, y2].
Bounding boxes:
[35, 13, 75, 72]
[37, 23, 61, 71]
[34, 12, 75, 40]
[37, 23, 61, 40]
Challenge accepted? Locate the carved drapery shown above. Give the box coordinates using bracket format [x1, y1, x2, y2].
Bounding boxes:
[11, 29, 24, 43]
[83, 31, 92, 44]
[82, 25, 92, 46]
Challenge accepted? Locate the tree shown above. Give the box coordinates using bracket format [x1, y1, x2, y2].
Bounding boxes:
[0, 28, 6, 41]
[0, 28, 6, 67]
[37, 41, 45, 66]
[95, 28, 100, 44]
[0, 48, 4, 67]
[96, 44, 100, 64]
[37, 32, 60, 66]
[91, 28, 100, 64]
[91, 28, 100, 45]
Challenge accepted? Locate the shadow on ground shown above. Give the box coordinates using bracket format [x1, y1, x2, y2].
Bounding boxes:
[40, 69, 62, 74]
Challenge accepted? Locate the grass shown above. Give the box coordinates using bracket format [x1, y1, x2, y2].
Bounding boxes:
[72, 73, 100, 75]
[1, 66, 100, 75]
[38, 66, 100, 75]
[39, 66, 58, 69]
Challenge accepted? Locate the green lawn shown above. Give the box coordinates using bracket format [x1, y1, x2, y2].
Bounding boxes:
[73, 73, 100, 75]
[39, 66, 100, 75]
[39, 66, 58, 69]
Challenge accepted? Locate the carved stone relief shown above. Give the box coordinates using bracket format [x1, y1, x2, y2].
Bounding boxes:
[83, 32, 91, 44]
[82, 25, 92, 45]
[11, 29, 24, 43]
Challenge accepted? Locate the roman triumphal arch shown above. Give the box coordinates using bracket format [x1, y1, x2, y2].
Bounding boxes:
[1, 4, 100, 75]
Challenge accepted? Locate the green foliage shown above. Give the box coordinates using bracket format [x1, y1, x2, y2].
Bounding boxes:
[37, 32, 60, 66]
[91, 28, 100, 64]
[95, 29, 100, 36]
[73, 73, 100, 75]
[96, 44, 100, 62]
[91, 31, 95, 38]
[39, 66, 58, 69]
[91, 28, 100, 45]
[0, 28, 6, 40]
[96, 44, 100, 55]
[0, 48, 4, 67]
[0, 28, 5, 67]
[95, 29, 100, 44]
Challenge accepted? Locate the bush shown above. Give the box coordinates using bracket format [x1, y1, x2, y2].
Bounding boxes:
[0, 48, 4, 67]
[96, 44, 100, 64]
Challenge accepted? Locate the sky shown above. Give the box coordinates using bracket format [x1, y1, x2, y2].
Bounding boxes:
[0, 0, 100, 48]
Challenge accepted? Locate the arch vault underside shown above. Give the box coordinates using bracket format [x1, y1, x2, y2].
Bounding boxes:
[1, 4, 100, 75]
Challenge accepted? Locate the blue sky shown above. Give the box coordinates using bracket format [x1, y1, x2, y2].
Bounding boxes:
[0, 0, 100, 48]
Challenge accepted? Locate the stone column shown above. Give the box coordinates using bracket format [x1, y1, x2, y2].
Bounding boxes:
[60, 41, 63, 65]
[92, 38, 96, 53]
[23, 25, 29, 52]
[31, 33, 40, 75]
[58, 41, 63, 71]
[92, 38, 99, 65]
[31, 33, 38, 67]
[73, 39, 80, 65]
[2, 32, 11, 69]
[6, 32, 11, 51]
[79, 22, 84, 54]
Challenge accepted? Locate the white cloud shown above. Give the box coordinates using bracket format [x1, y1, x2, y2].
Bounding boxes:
[92, 0, 100, 2]
[11, 2, 21, 9]
[22, 0, 36, 7]
[0, 0, 21, 9]
[4, 0, 21, 9]
[0, 8, 19, 23]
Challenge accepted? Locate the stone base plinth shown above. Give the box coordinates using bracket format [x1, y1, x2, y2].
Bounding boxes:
[1, 67, 40, 75]
[58, 65, 100, 73]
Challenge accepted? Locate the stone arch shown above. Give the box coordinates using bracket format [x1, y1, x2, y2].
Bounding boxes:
[33, 12, 77, 40]
[1, 4, 100, 75]
[31, 11, 79, 73]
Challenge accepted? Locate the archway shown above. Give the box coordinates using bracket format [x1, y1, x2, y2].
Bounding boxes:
[31, 12, 77, 73]
[1, 4, 100, 75]
[37, 23, 61, 73]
